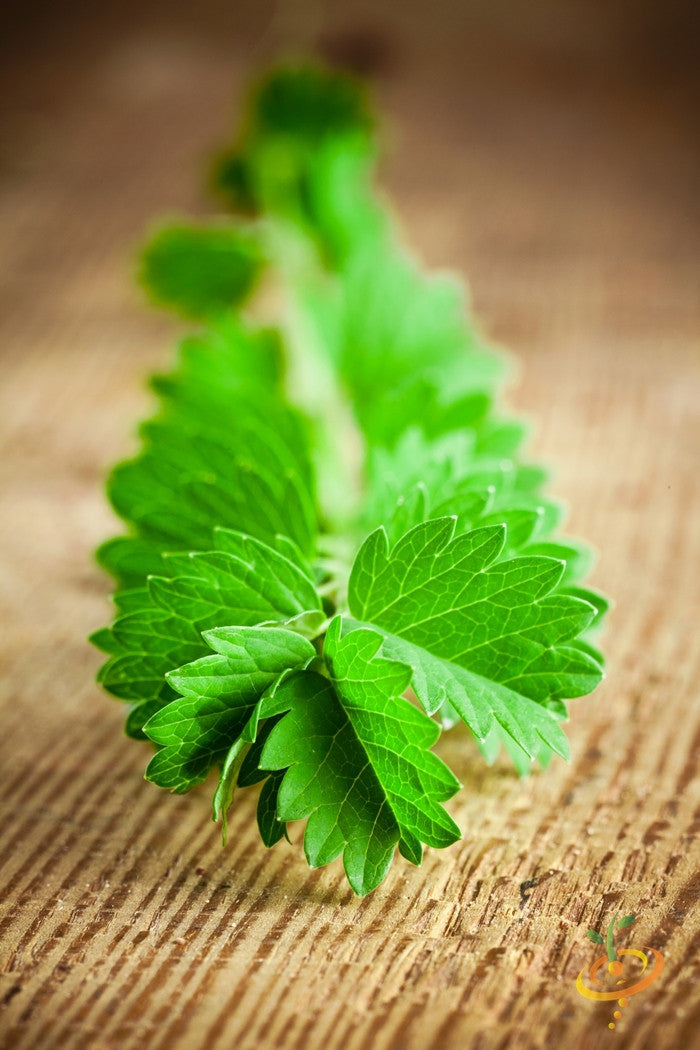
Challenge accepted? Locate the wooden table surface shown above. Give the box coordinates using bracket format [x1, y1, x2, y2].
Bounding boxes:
[1, 3, 698, 1048]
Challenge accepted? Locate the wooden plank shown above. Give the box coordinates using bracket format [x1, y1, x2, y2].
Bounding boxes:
[1, 3, 698, 1049]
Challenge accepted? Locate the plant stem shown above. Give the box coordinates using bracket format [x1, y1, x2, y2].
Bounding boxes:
[606, 911, 620, 961]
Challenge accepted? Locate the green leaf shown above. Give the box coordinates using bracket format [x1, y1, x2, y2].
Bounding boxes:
[297, 247, 504, 448]
[618, 914, 636, 928]
[524, 540, 593, 586]
[360, 426, 561, 558]
[213, 65, 372, 191]
[154, 320, 285, 401]
[143, 626, 316, 792]
[107, 410, 315, 563]
[167, 625, 317, 698]
[259, 619, 461, 895]
[380, 636, 571, 763]
[139, 222, 263, 319]
[97, 531, 323, 733]
[212, 66, 378, 268]
[99, 318, 316, 592]
[214, 697, 291, 847]
[96, 536, 171, 590]
[586, 929, 605, 944]
[248, 65, 372, 142]
[348, 517, 603, 768]
[211, 738, 246, 843]
[324, 618, 461, 847]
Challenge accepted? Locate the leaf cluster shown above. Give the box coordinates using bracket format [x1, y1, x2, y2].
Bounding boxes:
[92, 63, 607, 895]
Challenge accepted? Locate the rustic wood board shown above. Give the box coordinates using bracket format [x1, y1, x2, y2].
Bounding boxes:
[1, 3, 698, 1048]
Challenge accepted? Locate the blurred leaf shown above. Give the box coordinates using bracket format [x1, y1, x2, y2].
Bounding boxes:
[139, 222, 263, 319]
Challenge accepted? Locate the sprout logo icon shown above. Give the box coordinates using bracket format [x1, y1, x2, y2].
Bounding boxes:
[576, 912, 664, 1030]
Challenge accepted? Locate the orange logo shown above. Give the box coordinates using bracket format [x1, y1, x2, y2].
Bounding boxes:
[576, 912, 664, 1030]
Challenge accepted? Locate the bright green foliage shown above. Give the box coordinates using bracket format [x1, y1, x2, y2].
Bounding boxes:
[139, 223, 263, 319]
[94, 528, 323, 737]
[98, 318, 316, 590]
[92, 62, 607, 895]
[348, 516, 602, 771]
[258, 619, 460, 895]
[143, 625, 317, 792]
[211, 64, 382, 265]
[325, 251, 505, 446]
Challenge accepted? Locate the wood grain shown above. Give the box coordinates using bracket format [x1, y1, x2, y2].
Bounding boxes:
[1, 3, 699, 1048]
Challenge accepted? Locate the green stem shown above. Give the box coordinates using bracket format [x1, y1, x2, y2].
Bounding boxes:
[265, 218, 365, 538]
[606, 911, 619, 961]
